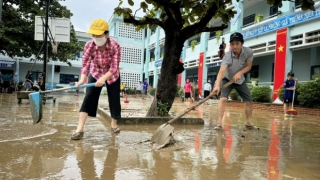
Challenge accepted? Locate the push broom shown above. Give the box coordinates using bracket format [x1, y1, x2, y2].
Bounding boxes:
[286, 80, 298, 116]
[28, 83, 96, 124]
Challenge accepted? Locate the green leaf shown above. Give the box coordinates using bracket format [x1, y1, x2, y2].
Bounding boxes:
[118, 0, 123, 7]
[128, 0, 134, 6]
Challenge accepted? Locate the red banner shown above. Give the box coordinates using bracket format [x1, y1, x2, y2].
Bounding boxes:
[273, 28, 288, 101]
[178, 58, 183, 86]
[198, 52, 204, 97]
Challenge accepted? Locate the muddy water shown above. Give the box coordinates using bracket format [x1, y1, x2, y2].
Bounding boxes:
[0, 93, 320, 180]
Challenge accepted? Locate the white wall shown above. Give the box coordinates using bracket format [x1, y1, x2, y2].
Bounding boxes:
[253, 55, 274, 83]
[292, 48, 312, 81]
[243, 1, 272, 21]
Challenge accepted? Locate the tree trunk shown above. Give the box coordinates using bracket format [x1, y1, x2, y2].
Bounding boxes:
[146, 33, 185, 117]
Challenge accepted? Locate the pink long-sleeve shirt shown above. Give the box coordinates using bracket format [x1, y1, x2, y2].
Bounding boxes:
[80, 38, 121, 85]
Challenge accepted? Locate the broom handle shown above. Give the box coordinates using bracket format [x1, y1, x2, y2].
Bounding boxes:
[168, 80, 234, 124]
[40, 83, 96, 94]
[291, 80, 297, 109]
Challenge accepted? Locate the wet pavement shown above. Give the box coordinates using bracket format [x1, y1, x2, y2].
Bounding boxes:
[0, 92, 320, 180]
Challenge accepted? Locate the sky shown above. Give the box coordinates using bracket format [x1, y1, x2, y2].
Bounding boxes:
[59, 0, 145, 32]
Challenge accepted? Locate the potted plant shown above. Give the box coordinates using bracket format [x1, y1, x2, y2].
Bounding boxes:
[216, 30, 223, 43]
[150, 57, 154, 62]
[250, 78, 259, 86]
[191, 40, 198, 51]
[254, 14, 264, 24]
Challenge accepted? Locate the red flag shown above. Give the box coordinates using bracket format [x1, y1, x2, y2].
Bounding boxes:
[178, 58, 183, 86]
[273, 28, 288, 101]
[198, 52, 204, 97]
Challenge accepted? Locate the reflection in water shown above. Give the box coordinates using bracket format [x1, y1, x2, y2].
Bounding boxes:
[2, 94, 320, 180]
[267, 119, 281, 180]
[72, 136, 118, 180]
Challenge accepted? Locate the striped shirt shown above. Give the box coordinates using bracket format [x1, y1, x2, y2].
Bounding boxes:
[81, 38, 121, 85]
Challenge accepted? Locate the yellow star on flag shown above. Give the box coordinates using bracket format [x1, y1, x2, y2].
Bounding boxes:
[200, 63, 202, 67]
[278, 45, 284, 52]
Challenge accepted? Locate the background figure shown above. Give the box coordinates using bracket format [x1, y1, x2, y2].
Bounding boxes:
[184, 78, 193, 108]
[120, 82, 125, 97]
[283, 71, 298, 117]
[203, 80, 212, 105]
[2, 73, 11, 93]
[143, 78, 148, 100]
[13, 72, 19, 92]
[136, 81, 143, 98]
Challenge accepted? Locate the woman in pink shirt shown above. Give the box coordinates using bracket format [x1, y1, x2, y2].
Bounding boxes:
[71, 19, 122, 140]
[184, 79, 193, 107]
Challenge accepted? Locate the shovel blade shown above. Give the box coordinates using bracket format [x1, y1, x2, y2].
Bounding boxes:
[151, 123, 175, 145]
[28, 92, 43, 124]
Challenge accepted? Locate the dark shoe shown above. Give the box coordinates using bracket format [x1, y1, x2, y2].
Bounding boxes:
[214, 125, 222, 130]
[245, 124, 259, 130]
[112, 127, 120, 133]
[71, 131, 84, 140]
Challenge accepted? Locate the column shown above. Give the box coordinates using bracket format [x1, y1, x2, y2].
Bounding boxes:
[280, 1, 294, 76]
[198, 32, 209, 97]
[180, 40, 188, 86]
[285, 28, 292, 75]
[153, 26, 160, 88]
[51, 61, 54, 89]
[309, 47, 317, 66]
[15, 58, 19, 78]
[144, 29, 151, 81]
[230, 0, 244, 34]
[202, 33, 209, 85]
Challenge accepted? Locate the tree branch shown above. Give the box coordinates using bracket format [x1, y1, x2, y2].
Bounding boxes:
[198, 24, 228, 33]
[154, 0, 184, 27]
[181, 2, 224, 39]
[123, 15, 164, 29]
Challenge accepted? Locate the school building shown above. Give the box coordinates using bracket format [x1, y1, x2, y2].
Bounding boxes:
[139, 0, 320, 101]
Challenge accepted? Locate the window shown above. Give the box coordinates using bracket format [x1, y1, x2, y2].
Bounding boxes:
[295, 0, 300, 8]
[311, 65, 320, 79]
[121, 46, 143, 64]
[250, 65, 259, 78]
[60, 74, 79, 84]
[119, 22, 143, 39]
[270, 6, 278, 16]
[243, 14, 255, 27]
[120, 72, 142, 88]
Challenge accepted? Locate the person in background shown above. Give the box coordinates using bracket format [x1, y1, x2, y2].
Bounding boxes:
[143, 78, 149, 100]
[136, 81, 143, 98]
[184, 78, 193, 108]
[2, 73, 11, 93]
[120, 82, 125, 97]
[203, 79, 212, 105]
[13, 72, 19, 92]
[283, 71, 298, 117]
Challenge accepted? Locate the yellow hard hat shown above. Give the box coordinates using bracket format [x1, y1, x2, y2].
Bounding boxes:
[87, 19, 109, 35]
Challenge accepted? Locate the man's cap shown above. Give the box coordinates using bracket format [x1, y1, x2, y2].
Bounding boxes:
[87, 19, 109, 35]
[230, 32, 244, 43]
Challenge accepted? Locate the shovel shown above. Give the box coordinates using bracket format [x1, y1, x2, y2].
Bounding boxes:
[151, 80, 234, 147]
[28, 83, 96, 124]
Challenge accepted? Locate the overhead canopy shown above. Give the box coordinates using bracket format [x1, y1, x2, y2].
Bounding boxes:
[0, 60, 15, 67]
